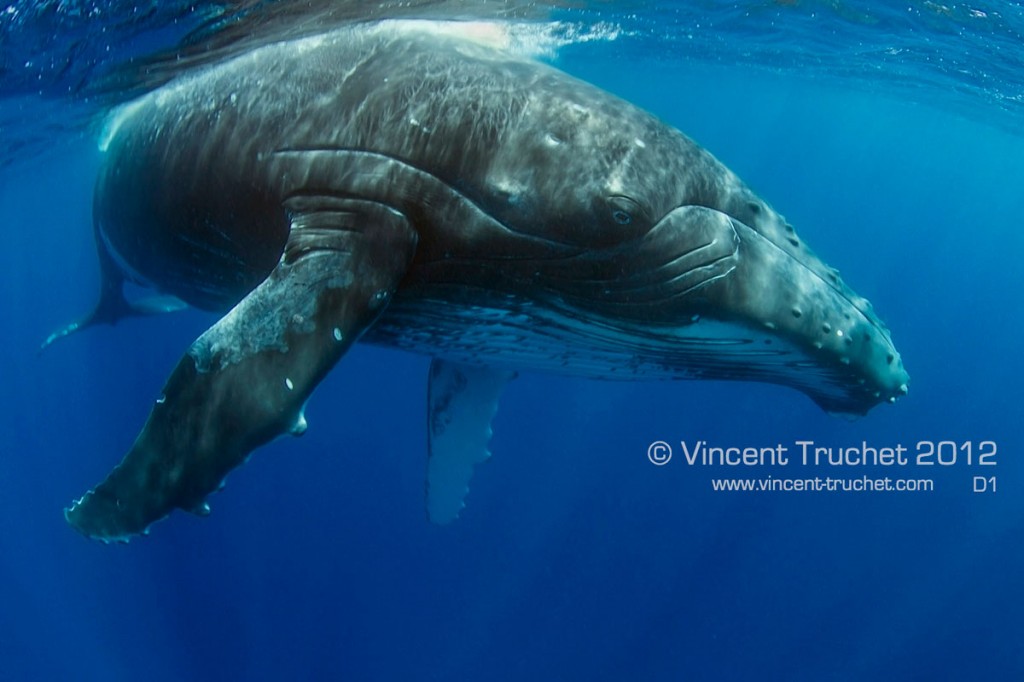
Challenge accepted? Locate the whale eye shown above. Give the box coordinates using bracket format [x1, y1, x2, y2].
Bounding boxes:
[606, 195, 646, 228]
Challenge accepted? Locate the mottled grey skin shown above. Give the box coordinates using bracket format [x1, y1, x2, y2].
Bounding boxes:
[60, 22, 908, 541]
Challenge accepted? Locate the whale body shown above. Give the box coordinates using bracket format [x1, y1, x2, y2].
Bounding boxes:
[51, 21, 908, 541]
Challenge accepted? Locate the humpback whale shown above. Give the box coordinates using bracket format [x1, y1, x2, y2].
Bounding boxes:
[50, 20, 909, 541]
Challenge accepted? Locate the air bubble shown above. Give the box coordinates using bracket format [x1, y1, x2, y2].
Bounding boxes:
[285, 377, 294, 390]
[333, 327, 343, 342]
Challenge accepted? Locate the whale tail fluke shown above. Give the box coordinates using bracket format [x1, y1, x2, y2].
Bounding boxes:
[40, 222, 187, 353]
[40, 291, 187, 352]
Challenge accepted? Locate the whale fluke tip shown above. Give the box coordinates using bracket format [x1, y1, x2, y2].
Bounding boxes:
[39, 320, 82, 354]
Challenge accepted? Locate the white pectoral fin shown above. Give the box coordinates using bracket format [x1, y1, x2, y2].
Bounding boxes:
[426, 359, 515, 524]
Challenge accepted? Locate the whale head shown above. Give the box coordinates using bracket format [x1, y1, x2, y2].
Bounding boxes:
[642, 195, 909, 416]
[482, 94, 909, 416]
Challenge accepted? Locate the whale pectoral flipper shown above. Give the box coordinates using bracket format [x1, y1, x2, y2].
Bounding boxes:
[426, 359, 515, 524]
[65, 207, 418, 541]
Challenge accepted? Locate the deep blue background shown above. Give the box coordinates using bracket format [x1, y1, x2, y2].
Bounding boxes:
[1, 42, 1022, 682]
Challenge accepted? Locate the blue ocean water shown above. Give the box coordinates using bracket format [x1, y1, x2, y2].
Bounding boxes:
[1, 2, 1022, 680]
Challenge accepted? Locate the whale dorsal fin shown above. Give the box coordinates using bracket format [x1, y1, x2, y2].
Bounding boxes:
[426, 359, 515, 524]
